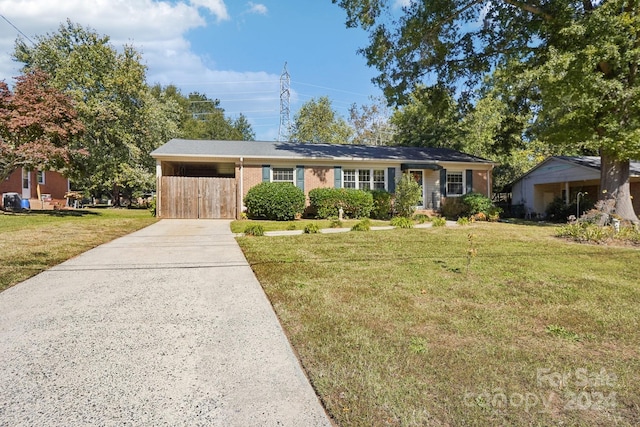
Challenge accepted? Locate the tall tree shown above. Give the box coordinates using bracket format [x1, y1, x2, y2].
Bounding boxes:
[334, 0, 640, 221]
[14, 20, 175, 203]
[178, 92, 255, 141]
[348, 96, 394, 145]
[390, 85, 463, 149]
[290, 96, 353, 143]
[0, 69, 84, 182]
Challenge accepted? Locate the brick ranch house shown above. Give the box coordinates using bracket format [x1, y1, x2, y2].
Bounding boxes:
[0, 168, 70, 210]
[150, 139, 495, 219]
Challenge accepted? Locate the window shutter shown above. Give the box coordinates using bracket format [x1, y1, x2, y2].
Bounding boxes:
[262, 165, 270, 182]
[465, 169, 473, 194]
[296, 165, 304, 191]
[440, 168, 447, 197]
[334, 166, 342, 188]
[387, 167, 396, 193]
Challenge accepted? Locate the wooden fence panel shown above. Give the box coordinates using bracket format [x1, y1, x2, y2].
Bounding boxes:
[199, 178, 236, 219]
[160, 176, 236, 219]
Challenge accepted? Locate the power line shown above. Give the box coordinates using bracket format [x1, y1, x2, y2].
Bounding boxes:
[0, 14, 35, 45]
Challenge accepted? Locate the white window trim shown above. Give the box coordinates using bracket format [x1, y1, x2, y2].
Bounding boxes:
[37, 170, 45, 185]
[342, 168, 387, 191]
[446, 171, 465, 197]
[271, 167, 296, 185]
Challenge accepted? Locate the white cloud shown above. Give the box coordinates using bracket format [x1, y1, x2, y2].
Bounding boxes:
[246, 2, 268, 15]
[189, 0, 230, 22]
[0, 0, 281, 139]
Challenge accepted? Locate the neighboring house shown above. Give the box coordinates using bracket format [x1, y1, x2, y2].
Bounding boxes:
[511, 156, 640, 217]
[0, 168, 70, 209]
[151, 139, 495, 219]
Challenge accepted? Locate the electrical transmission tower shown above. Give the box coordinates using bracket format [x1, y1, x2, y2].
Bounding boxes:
[278, 62, 291, 141]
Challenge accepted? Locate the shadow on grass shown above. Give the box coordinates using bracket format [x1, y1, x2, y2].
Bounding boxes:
[498, 218, 560, 227]
[3, 209, 100, 217]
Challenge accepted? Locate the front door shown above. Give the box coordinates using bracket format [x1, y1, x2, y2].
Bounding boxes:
[21, 168, 31, 199]
[409, 170, 424, 208]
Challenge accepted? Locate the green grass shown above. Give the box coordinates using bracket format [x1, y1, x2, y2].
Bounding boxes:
[0, 209, 157, 292]
[237, 222, 640, 426]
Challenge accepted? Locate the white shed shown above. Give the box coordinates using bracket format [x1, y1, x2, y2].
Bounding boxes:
[511, 156, 640, 218]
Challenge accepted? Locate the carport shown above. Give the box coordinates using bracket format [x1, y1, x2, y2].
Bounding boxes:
[155, 160, 237, 219]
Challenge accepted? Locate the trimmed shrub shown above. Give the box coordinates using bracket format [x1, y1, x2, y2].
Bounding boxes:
[351, 218, 371, 231]
[462, 192, 494, 216]
[390, 216, 414, 229]
[308, 188, 373, 219]
[243, 224, 265, 236]
[394, 173, 422, 217]
[440, 197, 467, 219]
[370, 190, 392, 220]
[304, 223, 320, 234]
[244, 182, 305, 221]
[441, 193, 500, 220]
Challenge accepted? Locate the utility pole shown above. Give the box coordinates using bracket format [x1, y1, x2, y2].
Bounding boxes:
[278, 62, 291, 141]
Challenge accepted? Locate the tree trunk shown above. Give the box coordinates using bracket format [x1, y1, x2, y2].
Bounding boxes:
[600, 153, 639, 223]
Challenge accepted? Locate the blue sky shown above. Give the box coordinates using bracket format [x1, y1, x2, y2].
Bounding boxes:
[0, 0, 399, 140]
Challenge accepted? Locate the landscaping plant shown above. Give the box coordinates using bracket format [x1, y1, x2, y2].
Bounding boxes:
[243, 182, 305, 221]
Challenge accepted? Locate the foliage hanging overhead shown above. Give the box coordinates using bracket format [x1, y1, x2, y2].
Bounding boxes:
[333, 0, 640, 221]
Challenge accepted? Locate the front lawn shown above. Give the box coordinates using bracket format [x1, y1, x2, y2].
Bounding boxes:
[237, 222, 640, 426]
[0, 209, 157, 292]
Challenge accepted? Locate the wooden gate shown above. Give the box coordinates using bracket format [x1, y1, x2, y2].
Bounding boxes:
[160, 177, 236, 219]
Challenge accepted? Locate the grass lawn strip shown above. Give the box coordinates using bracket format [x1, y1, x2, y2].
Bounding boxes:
[237, 222, 639, 426]
[0, 209, 157, 292]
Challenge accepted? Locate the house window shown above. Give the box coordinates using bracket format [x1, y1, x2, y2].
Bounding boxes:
[272, 167, 295, 184]
[358, 169, 371, 190]
[343, 169, 356, 188]
[22, 169, 29, 189]
[447, 171, 464, 196]
[37, 170, 45, 185]
[343, 168, 386, 190]
[373, 170, 385, 190]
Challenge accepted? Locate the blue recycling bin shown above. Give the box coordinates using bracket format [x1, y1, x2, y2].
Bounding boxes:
[20, 198, 30, 210]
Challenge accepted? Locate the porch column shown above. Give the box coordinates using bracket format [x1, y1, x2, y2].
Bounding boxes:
[565, 182, 570, 205]
[156, 161, 162, 218]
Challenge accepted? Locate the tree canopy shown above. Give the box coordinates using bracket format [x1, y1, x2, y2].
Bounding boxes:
[0, 69, 85, 182]
[290, 96, 353, 143]
[334, 0, 640, 221]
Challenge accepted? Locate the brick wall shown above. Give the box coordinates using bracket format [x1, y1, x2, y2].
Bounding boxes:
[240, 165, 263, 201]
[304, 166, 333, 197]
[472, 170, 490, 196]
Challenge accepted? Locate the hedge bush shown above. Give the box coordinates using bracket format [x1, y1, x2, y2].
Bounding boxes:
[370, 190, 392, 220]
[244, 182, 306, 221]
[308, 188, 373, 219]
[441, 192, 500, 220]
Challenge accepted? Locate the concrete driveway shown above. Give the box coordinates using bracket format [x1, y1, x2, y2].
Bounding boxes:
[0, 220, 332, 426]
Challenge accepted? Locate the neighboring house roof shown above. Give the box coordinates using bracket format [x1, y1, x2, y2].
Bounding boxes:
[553, 156, 640, 176]
[512, 156, 640, 186]
[151, 139, 494, 165]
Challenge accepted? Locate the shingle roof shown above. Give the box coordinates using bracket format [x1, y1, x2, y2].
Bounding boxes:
[151, 139, 494, 164]
[556, 156, 640, 175]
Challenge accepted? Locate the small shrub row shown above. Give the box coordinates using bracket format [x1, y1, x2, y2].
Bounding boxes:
[308, 188, 373, 219]
[243, 224, 265, 236]
[304, 223, 320, 234]
[370, 190, 393, 220]
[431, 217, 447, 227]
[556, 222, 640, 244]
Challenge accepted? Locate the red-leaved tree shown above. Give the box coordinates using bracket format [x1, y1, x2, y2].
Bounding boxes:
[0, 69, 85, 182]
